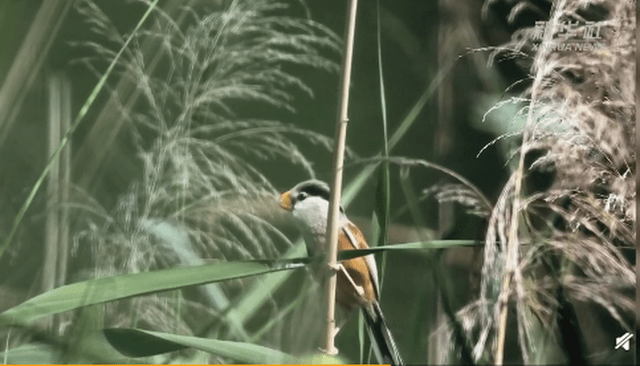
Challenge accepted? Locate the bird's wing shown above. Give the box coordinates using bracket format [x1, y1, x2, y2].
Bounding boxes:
[344, 221, 380, 299]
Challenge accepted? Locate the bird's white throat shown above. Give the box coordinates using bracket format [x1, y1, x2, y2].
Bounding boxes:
[291, 195, 348, 254]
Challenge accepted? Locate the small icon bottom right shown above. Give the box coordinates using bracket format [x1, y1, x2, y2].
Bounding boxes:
[615, 332, 633, 351]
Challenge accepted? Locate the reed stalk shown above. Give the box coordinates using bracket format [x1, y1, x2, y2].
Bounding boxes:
[323, 0, 359, 355]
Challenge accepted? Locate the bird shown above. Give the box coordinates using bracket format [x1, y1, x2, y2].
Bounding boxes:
[279, 179, 403, 365]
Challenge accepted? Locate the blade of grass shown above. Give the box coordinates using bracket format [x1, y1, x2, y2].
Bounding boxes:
[337, 240, 479, 260]
[364, 1, 392, 361]
[103, 328, 297, 363]
[372, 0, 391, 287]
[0, 327, 132, 364]
[387, 62, 453, 150]
[0, 0, 160, 258]
[358, 310, 365, 363]
[343, 56, 455, 205]
[0, 257, 308, 327]
[0, 337, 130, 365]
[376, 0, 390, 162]
[372, 0, 391, 251]
[248, 290, 305, 342]
[60, 304, 104, 363]
[399, 167, 442, 364]
[399, 167, 475, 364]
[232, 242, 307, 323]
[142, 219, 250, 341]
[356, 156, 492, 212]
[0, 344, 63, 364]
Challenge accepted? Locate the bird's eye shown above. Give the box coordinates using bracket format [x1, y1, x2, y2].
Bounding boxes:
[296, 192, 308, 201]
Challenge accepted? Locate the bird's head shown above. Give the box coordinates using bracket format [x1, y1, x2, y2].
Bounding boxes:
[279, 179, 345, 233]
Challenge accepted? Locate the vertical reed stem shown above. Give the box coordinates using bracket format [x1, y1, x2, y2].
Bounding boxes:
[494, 1, 563, 361]
[324, 0, 359, 355]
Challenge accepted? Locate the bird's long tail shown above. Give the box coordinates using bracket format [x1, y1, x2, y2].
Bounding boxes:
[363, 301, 403, 365]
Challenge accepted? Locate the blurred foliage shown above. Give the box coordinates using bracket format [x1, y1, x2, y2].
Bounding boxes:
[0, 0, 634, 364]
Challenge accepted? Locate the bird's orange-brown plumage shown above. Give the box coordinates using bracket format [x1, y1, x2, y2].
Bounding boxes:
[336, 222, 378, 310]
[279, 180, 403, 365]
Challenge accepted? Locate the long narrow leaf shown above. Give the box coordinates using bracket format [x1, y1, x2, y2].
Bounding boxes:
[0, 330, 132, 364]
[372, 0, 391, 283]
[103, 328, 297, 364]
[338, 240, 479, 261]
[232, 243, 307, 323]
[0, 258, 308, 327]
[0, 344, 63, 364]
[399, 169, 475, 364]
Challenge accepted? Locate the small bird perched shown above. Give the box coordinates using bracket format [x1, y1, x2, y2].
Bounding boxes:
[279, 179, 403, 365]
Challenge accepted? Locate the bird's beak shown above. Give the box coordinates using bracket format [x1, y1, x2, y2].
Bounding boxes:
[279, 191, 293, 211]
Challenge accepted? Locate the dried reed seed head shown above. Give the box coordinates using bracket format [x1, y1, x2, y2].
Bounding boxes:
[454, 0, 636, 363]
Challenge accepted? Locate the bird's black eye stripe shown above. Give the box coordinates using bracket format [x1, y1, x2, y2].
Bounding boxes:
[298, 185, 330, 202]
[292, 180, 345, 213]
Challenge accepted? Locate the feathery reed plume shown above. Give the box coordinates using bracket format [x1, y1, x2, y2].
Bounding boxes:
[65, 0, 340, 360]
[446, 0, 635, 363]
